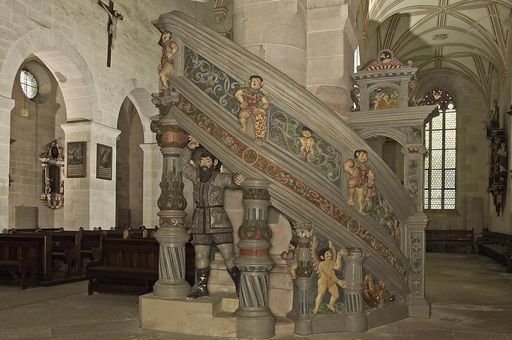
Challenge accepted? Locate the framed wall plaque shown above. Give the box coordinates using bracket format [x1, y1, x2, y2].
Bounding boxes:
[96, 143, 112, 180]
[67, 142, 86, 178]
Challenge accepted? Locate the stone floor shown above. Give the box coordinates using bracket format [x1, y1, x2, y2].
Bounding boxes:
[0, 253, 511, 339]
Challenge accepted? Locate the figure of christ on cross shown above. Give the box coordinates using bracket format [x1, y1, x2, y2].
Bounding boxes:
[98, 0, 123, 67]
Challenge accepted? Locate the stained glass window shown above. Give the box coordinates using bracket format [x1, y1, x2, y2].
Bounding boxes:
[20, 70, 38, 99]
[421, 89, 457, 210]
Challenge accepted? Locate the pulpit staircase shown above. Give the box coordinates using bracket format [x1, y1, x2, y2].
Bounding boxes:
[141, 10, 428, 338]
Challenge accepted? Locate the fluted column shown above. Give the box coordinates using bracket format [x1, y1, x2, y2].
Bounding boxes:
[343, 248, 367, 332]
[151, 94, 190, 298]
[292, 223, 313, 336]
[235, 178, 275, 339]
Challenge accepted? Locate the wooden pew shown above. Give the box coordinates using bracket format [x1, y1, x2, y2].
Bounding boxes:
[0, 233, 50, 288]
[426, 229, 474, 253]
[477, 229, 512, 272]
[87, 237, 159, 295]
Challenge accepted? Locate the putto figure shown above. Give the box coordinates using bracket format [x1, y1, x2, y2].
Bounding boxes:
[158, 32, 178, 91]
[235, 75, 270, 144]
[299, 126, 315, 161]
[343, 149, 375, 215]
[311, 237, 347, 313]
[182, 136, 244, 299]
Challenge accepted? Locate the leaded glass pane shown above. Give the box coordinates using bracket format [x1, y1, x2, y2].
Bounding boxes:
[445, 130, 456, 148]
[444, 199, 455, 209]
[431, 113, 443, 129]
[431, 150, 443, 169]
[425, 131, 429, 147]
[424, 170, 429, 189]
[424, 189, 429, 209]
[445, 170, 456, 188]
[20, 70, 38, 99]
[431, 199, 442, 209]
[431, 172, 442, 189]
[445, 189, 455, 199]
[445, 111, 456, 129]
[431, 131, 443, 149]
[445, 150, 456, 168]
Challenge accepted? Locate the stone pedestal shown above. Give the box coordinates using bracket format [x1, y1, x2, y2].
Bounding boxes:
[343, 248, 367, 332]
[0, 95, 14, 228]
[60, 121, 120, 229]
[406, 212, 430, 318]
[235, 178, 275, 339]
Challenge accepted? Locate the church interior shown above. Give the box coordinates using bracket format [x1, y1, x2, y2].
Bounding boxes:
[0, 0, 511, 339]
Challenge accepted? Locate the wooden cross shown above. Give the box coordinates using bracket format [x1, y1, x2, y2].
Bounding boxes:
[98, 0, 123, 67]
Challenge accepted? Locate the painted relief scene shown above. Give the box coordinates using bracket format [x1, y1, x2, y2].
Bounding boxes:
[369, 86, 399, 110]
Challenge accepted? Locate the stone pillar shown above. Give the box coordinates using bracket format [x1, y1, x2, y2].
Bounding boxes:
[233, 0, 307, 85]
[343, 248, 367, 332]
[292, 222, 313, 336]
[60, 121, 120, 229]
[307, 0, 358, 114]
[150, 95, 191, 298]
[140, 143, 162, 228]
[402, 143, 427, 211]
[406, 212, 430, 318]
[0, 95, 14, 228]
[235, 178, 275, 339]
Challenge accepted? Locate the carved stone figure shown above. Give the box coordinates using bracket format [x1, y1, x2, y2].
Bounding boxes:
[343, 149, 375, 215]
[299, 126, 315, 161]
[350, 85, 360, 112]
[158, 32, 179, 91]
[311, 236, 347, 313]
[235, 75, 270, 144]
[182, 136, 244, 299]
[363, 274, 385, 308]
[281, 239, 298, 280]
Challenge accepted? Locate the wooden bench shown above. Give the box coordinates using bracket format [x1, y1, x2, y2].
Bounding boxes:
[426, 229, 474, 253]
[0, 234, 49, 288]
[87, 237, 159, 295]
[477, 229, 512, 272]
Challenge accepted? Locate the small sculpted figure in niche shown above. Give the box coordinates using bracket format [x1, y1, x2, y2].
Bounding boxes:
[311, 237, 347, 313]
[281, 239, 298, 280]
[363, 274, 385, 308]
[299, 126, 315, 161]
[343, 149, 375, 215]
[351, 85, 360, 112]
[183, 136, 244, 299]
[235, 75, 270, 144]
[158, 32, 179, 91]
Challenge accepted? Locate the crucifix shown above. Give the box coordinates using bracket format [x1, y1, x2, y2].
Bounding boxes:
[98, 0, 123, 67]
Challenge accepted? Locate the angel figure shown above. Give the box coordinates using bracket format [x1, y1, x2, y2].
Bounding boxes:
[158, 32, 179, 91]
[311, 236, 348, 313]
[281, 239, 298, 279]
[299, 126, 315, 161]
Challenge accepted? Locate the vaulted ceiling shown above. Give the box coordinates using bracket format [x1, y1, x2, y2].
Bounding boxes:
[360, 0, 512, 100]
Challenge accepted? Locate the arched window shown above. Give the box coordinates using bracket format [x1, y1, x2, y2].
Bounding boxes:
[421, 89, 457, 210]
[353, 46, 360, 73]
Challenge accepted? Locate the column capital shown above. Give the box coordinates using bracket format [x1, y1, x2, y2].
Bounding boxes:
[60, 121, 120, 141]
[401, 144, 427, 155]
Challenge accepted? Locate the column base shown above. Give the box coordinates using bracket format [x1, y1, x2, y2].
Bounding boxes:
[153, 279, 190, 298]
[294, 317, 312, 335]
[237, 308, 275, 339]
[345, 313, 367, 332]
[408, 296, 431, 318]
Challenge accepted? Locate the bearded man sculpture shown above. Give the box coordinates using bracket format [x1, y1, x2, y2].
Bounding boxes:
[182, 136, 244, 299]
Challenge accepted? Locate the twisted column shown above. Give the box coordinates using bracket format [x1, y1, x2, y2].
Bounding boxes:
[151, 94, 190, 298]
[235, 178, 275, 339]
[343, 248, 367, 332]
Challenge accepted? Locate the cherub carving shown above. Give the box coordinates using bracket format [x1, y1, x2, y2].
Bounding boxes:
[343, 149, 375, 215]
[299, 127, 315, 161]
[311, 236, 348, 313]
[363, 274, 385, 308]
[158, 32, 178, 91]
[281, 239, 298, 279]
[234, 75, 270, 144]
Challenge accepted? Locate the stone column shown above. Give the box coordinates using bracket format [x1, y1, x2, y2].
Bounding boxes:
[307, 0, 358, 114]
[235, 178, 275, 339]
[150, 95, 191, 298]
[400, 126, 427, 211]
[140, 143, 162, 228]
[232, 0, 307, 85]
[292, 222, 313, 336]
[343, 248, 367, 332]
[406, 212, 430, 318]
[60, 121, 120, 229]
[0, 95, 14, 228]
